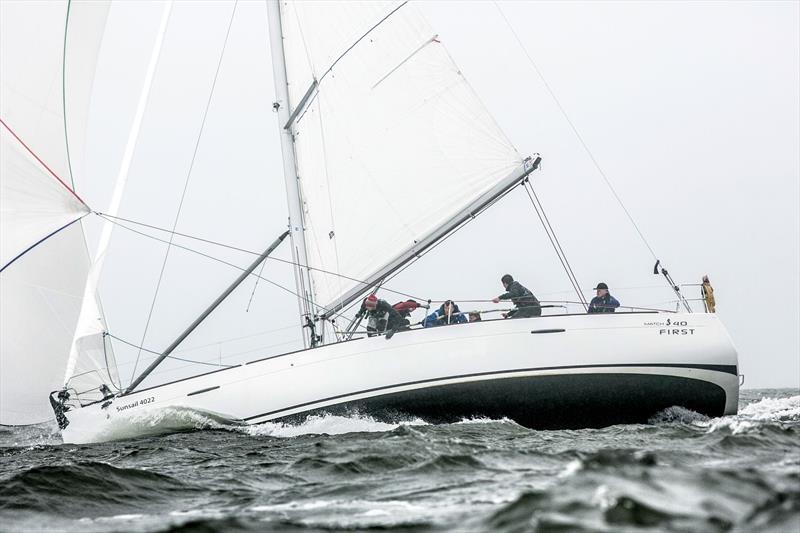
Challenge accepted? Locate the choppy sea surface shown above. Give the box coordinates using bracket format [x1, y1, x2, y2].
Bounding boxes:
[1, 389, 798, 532]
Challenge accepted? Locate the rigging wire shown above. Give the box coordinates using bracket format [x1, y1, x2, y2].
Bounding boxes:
[245, 259, 267, 312]
[97, 214, 327, 313]
[523, 180, 587, 309]
[492, 1, 658, 262]
[95, 213, 371, 335]
[106, 332, 235, 368]
[130, 1, 239, 384]
[93, 211, 428, 303]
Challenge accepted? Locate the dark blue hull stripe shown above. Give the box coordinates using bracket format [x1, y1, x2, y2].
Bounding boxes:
[243, 363, 736, 422]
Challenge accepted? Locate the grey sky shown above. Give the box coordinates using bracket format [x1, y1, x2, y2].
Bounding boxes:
[78, 1, 799, 389]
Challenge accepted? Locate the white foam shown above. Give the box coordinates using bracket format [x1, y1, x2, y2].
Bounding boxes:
[242, 413, 428, 438]
[559, 459, 583, 478]
[701, 395, 799, 434]
[62, 406, 233, 444]
[455, 416, 514, 425]
[649, 405, 709, 425]
[738, 395, 800, 421]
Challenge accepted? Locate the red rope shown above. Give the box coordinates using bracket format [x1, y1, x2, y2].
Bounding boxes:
[0, 117, 88, 207]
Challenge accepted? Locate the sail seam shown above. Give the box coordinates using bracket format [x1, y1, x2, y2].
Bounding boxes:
[61, 0, 75, 189]
[0, 117, 88, 207]
[372, 34, 438, 89]
[0, 214, 88, 273]
[317, 1, 408, 86]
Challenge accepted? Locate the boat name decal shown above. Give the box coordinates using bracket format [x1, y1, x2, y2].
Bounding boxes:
[115, 396, 155, 412]
[659, 328, 695, 335]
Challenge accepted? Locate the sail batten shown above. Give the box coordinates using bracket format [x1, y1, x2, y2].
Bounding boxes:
[280, 1, 524, 315]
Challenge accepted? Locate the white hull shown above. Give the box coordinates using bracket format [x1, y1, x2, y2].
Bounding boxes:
[60, 312, 739, 444]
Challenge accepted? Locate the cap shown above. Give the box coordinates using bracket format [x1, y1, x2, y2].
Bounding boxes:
[594, 282, 609, 290]
[364, 294, 378, 310]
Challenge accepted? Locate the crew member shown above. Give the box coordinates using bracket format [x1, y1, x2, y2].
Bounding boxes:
[701, 275, 716, 313]
[423, 300, 467, 327]
[492, 274, 541, 318]
[356, 294, 404, 337]
[587, 282, 620, 313]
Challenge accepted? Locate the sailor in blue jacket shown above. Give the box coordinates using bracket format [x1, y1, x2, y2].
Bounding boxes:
[587, 282, 620, 313]
[423, 300, 468, 327]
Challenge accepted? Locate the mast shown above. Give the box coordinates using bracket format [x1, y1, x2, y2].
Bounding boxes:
[266, 0, 316, 348]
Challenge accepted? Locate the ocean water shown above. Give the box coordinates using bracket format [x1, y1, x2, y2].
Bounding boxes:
[1, 389, 798, 532]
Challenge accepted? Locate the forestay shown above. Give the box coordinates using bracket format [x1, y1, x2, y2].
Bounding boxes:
[0, 1, 116, 424]
[279, 1, 524, 314]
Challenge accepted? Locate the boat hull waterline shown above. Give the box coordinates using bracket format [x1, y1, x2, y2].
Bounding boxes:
[60, 312, 739, 444]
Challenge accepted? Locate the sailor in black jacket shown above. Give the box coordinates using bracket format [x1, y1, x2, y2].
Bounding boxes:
[492, 274, 541, 318]
[356, 294, 404, 336]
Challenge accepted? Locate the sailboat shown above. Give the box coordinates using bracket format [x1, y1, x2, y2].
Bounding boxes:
[0, 1, 739, 444]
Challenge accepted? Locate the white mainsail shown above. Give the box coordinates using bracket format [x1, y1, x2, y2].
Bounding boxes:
[279, 1, 524, 314]
[0, 1, 114, 424]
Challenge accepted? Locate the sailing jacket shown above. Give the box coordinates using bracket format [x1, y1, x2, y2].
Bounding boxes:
[357, 299, 404, 330]
[498, 281, 540, 310]
[701, 282, 716, 313]
[392, 300, 422, 318]
[423, 304, 468, 327]
[587, 293, 620, 313]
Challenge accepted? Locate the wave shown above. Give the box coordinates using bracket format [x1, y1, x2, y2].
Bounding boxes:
[648, 395, 800, 436]
[0, 461, 196, 518]
[0, 420, 61, 449]
[247, 499, 435, 530]
[488, 449, 800, 532]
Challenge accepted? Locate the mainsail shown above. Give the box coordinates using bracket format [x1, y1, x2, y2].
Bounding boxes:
[0, 1, 115, 424]
[278, 1, 526, 316]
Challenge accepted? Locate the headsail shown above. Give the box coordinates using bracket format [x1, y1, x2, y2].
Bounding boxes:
[279, 1, 525, 314]
[0, 1, 112, 424]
